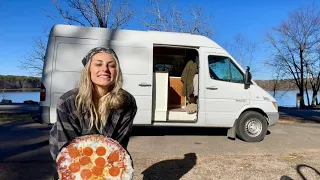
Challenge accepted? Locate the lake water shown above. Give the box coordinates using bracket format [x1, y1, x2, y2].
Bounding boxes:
[267, 90, 320, 107]
[1, 91, 40, 103]
[1, 90, 319, 107]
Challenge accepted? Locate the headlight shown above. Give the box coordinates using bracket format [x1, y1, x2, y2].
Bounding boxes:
[272, 101, 278, 111]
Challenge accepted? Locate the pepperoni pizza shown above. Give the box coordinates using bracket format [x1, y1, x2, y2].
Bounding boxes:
[56, 135, 134, 180]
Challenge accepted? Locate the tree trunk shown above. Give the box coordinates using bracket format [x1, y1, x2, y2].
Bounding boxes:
[299, 50, 305, 108]
[305, 88, 310, 106]
[311, 91, 318, 106]
[272, 90, 276, 98]
[298, 88, 305, 108]
[305, 80, 310, 106]
[272, 84, 277, 98]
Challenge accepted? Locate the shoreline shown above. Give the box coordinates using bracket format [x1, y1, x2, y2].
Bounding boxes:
[0, 88, 40, 92]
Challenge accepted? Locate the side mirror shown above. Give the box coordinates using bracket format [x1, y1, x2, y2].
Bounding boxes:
[244, 66, 252, 85]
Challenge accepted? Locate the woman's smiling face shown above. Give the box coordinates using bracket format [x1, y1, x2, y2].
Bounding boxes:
[89, 52, 117, 88]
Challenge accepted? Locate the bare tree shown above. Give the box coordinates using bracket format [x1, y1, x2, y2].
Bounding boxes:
[271, 68, 288, 99]
[234, 34, 256, 69]
[260, 59, 291, 100]
[21, 0, 134, 76]
[305, 45, 320, 105]
[225, 33, 257, 71]
[47, 0, 134, 29]
[137, 0, 213, 37]
[19, 36, 47, 77]
[265, 4, 320, 108]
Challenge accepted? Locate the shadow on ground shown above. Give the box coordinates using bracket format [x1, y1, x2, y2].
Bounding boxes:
[0, 120, 52, 162]
[131, 126, 272, 140]
[142, 153, 197, 180]
[280, 164, 320, 180]
[0, 140, 50, 161]
[0, 162, 54, 180]
[0, 120, 54, 180]
[131, 126, 228, 136]
[279, 109, 320, 123]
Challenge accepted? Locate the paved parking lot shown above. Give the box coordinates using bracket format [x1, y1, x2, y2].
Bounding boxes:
[0, 119, 319, 180]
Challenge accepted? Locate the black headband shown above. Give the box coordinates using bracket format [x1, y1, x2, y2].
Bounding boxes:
[82, 46, 119, 66]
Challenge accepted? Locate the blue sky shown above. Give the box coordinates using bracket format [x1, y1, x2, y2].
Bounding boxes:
[0, 0, 319, 80]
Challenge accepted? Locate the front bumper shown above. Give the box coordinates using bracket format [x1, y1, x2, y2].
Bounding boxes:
[266, 112, 279, 126]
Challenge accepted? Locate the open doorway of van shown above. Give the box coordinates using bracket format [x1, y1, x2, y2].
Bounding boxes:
[152, 45, 199, 122]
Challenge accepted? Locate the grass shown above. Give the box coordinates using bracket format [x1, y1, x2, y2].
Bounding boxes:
[0, 113, 36, 122]
[278, 117, 318, 124]
[302, 104, 320, 109]
[313, 104, 320, 109]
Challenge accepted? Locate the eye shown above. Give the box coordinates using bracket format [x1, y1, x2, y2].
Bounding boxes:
[108, 63, 116, 68]
[95, 63, 102, 66]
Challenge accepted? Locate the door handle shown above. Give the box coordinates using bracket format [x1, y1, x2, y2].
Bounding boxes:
[139, 83, 152, 87]
[206, 86, 218, 90]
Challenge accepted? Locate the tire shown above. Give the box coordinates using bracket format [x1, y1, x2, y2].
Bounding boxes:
[236, 111, 268, 142]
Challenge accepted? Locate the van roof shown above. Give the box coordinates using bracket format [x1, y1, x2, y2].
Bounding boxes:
[50, 24, 223, 49]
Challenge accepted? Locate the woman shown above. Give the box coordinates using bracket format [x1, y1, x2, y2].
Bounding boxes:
[49, 46, 137, 179]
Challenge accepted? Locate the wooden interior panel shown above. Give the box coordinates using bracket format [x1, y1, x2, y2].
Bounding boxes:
[168, 77, 185, 107]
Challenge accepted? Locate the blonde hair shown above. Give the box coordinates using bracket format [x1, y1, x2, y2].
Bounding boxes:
[75, 51, 124, 133]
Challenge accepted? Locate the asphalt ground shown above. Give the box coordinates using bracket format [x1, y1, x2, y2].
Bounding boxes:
[0, 118, 319, 180]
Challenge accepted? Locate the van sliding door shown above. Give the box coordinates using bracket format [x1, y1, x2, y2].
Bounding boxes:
[50, 38, 98, 124]
[97, 40, 153, 125]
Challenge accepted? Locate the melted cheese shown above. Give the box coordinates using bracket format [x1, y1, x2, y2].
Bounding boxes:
[57, 135, 134, 180]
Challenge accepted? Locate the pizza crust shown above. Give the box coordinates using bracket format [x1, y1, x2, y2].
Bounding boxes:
[56, 135, 133, 180]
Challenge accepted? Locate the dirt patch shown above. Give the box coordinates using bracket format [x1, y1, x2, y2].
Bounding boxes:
[134, 153, 320, 180]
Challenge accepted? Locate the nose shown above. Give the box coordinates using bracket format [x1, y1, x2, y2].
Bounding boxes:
[101, 64, 110, 72]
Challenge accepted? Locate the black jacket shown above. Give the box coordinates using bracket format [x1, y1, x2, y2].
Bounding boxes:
[49, 88, 137, 179]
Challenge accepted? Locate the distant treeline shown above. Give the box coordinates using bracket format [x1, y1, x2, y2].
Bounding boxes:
[0, 75, 40, 91]
[0, 75, 310, 92]
[255, 79, 313, 91]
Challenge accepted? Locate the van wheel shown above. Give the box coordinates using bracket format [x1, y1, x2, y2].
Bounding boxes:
[236, 111, 268, 142]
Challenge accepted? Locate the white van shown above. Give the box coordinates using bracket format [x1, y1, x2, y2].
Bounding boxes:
[40, 24, 279, 142]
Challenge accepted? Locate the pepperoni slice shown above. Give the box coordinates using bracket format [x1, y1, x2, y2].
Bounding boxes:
[81, 169, 92, 179]
[79, 156, 91, 166]
[109, 166, 120, 176]
[95, 157, 106, 167]
[68, 147, 80, 158]
[96, 146, 106, 156]
[69, 163, 80, 173]
[108, 151, 119, 163]
[83, 147, 93, 156]
[92, 166, 103, 176]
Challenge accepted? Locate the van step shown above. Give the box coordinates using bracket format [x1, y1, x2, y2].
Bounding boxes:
[165, 120, 197, 123]
[168, 111, 197, 121]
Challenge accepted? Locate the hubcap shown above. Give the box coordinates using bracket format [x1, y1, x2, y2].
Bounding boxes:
[245, 118, 262, 137]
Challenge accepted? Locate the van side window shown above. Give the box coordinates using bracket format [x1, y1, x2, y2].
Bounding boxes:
[208, 55, 244, 83]
[230, 62, 244, 83]
[208, 56, 230, 81]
